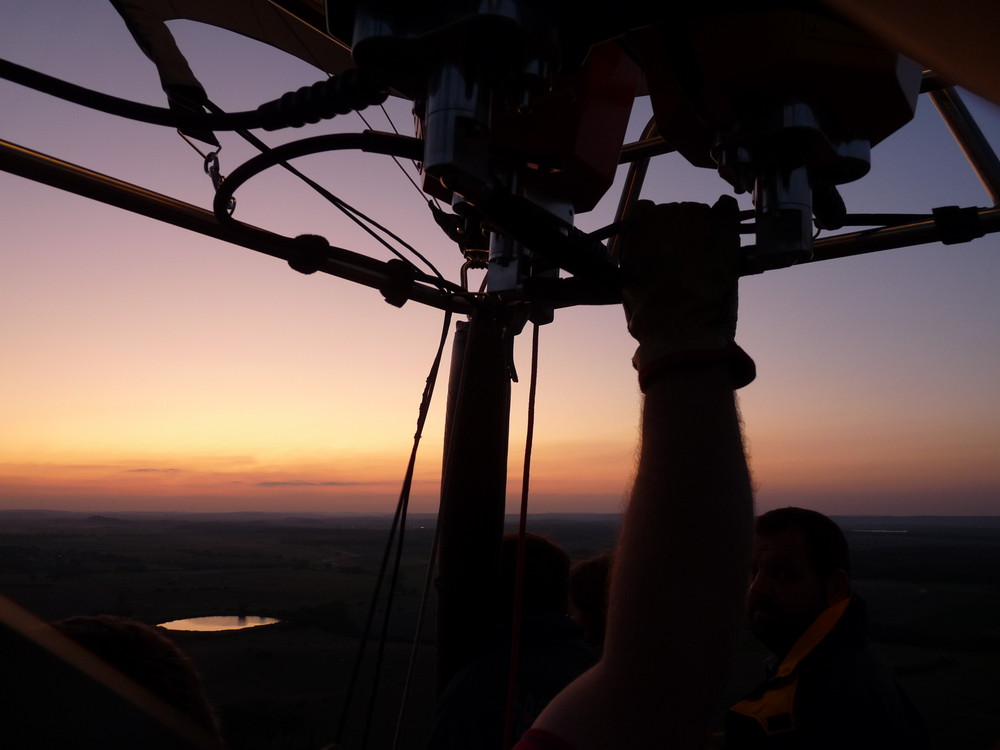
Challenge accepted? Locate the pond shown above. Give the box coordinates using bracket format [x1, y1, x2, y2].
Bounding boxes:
[157, 615, 281, 632]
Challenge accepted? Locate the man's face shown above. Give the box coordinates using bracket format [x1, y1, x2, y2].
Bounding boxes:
[747, 527, 831, 655]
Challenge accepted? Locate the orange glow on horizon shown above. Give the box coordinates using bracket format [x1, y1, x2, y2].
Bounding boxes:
[2, 7, 999, 519]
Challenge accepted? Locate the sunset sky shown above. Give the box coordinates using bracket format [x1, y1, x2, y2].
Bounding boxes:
[2, 2, 999, 516]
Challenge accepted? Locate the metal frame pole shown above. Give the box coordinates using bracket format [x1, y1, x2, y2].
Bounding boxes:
[0, 138, 470, 314]
[805, 207, 1000, 265]
[929, 86, 1000, 206]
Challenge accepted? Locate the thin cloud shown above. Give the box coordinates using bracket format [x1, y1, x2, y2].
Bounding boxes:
[257, 480, 365, 487]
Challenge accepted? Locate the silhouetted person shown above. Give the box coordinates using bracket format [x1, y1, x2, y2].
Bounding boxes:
[54, 615, 223, 742]
[726, 507, 929, 749]
[1, 600, 224, 749]
[568, 552, 612, 655]
[428, 533, 597, 749]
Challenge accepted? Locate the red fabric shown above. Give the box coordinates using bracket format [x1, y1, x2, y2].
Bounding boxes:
[512, 728, 577, 750]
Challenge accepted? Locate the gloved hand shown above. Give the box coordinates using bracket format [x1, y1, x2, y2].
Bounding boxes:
[620, 195, 753, 389]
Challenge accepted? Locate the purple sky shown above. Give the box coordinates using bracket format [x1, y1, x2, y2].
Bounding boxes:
[1, 2, 999, 515]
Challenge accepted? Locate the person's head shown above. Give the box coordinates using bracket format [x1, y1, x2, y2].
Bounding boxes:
[497, 533, 571, 618]
[52, 615, 221, 737]
[569, 552, 613, 653]
[747, 507, 851, 656]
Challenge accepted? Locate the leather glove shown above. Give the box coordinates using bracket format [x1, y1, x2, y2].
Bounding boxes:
[620, 195, 754, 389]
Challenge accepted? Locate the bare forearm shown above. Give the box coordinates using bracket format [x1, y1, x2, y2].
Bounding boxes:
[533, 367, 753, 748]
[611, 367, 753, 691]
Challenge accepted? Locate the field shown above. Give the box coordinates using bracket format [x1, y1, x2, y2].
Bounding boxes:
[1, 511, 999, 749]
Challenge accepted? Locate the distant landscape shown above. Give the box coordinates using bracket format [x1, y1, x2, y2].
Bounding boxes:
[2, 510, 999, 749]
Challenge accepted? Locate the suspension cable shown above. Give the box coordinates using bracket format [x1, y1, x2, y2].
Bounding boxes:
[333, 307, 454, 748]
[357, 107, 444, 213]
[390, 515, 443, 749]
[361, 486, 411, 749]
[205, 101, 448, 282]
[209, 131, 465, 296]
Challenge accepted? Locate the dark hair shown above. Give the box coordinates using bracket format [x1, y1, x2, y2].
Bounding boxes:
[498, 533, 571, 617]
[755, 507, 851, 578]
[52, 615, 221, 736]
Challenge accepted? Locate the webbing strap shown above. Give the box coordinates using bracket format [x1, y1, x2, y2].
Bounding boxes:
[730, 597, 851, 735]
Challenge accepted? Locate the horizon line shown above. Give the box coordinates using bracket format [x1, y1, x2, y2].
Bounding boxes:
[3, 508, 1000, 519]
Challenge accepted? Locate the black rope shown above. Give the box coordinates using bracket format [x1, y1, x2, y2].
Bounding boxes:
[391, 515, 444, 749]
[332, 468, 409, 746]
[333, 307, 454, 748]
[361, 493, 411, 748]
